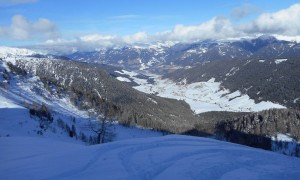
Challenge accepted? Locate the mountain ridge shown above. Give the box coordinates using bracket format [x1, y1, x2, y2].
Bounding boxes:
[64, 36, 300, 72]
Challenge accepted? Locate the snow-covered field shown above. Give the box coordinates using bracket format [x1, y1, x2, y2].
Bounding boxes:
[1, 135, 300, 180]
[115, 70, 285, 113]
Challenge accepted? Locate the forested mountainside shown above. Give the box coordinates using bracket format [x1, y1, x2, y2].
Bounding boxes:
[5, 57, 197, 133]
[217, 108, 300, 140]
[165, 58, 300, 109]
[194, 109, 300, 156]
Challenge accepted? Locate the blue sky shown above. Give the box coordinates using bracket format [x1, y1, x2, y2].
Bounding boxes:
[1, 0, 300, 49]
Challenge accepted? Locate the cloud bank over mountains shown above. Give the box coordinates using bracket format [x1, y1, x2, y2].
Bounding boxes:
[0, 15, 58, 41]
[239, 4, 300, 36]
[1, 3, 300, 52]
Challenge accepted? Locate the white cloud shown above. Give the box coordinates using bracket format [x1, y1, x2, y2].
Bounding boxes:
[38, 35, 123, 53]
[21, 3, 300, 53]
[0, 0, 38, 6]
[80, 34, 117, 42]
[0, 14, 59, 41]
[123, 32, 149, 43]
[158, 3, 300, 42]
[156, 16, 241, 42]
[239, 3, 300, 35]
[274, 34, 300, 43]
[34, 17, 241, 54]
[231, 4, 259, 20]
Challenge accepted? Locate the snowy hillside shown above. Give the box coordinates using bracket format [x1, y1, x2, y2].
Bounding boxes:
[0, 91, 163, 142]
[1, 135, 300, 179]
[115, 70, 285, 113]
[0, 46, 37, 57]
[0, 53, 163, 143]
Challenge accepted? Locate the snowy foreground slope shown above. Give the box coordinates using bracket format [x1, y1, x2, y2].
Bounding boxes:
[1, 135, 300, 180]
[0, 87, 163, 142]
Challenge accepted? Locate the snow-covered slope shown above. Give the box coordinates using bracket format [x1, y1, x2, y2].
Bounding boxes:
[0, 46, 36, 57]
[1, 135, 300, 180]
[0, 90, 163, 142]
[115, 70, 285, 113]
[0, 51, 163, 143]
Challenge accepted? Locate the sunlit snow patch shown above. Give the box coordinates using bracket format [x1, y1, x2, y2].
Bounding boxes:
[116, 77, 131, 82]
[0, 94, 23, 109]
[275, 59, 287, 64]
[272, 133, 295, 142]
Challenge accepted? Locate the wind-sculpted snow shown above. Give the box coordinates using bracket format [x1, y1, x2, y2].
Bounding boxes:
[1, 135, 300, 179]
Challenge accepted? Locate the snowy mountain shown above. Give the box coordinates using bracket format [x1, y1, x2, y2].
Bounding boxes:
[0, 46, 36, 57]
[66, 36, 300, 72]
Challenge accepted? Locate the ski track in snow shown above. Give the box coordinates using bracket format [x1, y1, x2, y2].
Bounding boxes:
[1, 135, 300, 180]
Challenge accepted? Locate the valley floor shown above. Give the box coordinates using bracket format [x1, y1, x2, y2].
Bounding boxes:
[115, 70, 285, 113]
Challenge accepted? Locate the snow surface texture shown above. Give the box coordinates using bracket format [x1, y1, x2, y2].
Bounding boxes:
[1, 135, 300, 180]
[115, 70, 285, 113]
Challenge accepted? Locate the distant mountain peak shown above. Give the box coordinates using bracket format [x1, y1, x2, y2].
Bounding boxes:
[256, 35, 278, 41]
